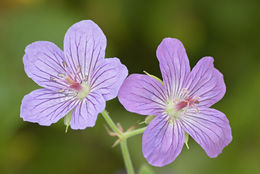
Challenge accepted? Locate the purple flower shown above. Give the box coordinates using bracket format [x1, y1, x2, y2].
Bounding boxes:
[20, 20, 128, 130]
[118, 38, 232, 166]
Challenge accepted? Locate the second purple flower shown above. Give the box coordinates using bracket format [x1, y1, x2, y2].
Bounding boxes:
[118, 38, 232, 167]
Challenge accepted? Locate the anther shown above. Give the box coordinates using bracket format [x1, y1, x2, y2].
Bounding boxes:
[58, 89, 65, 93]
[76, 65, 81, 74]
[84, 75, 88, 81]
[57, 73, 65, 78]
[50, 77, 56, 82]
[62, 61, 67, 68]
[192, 104, 200, 113]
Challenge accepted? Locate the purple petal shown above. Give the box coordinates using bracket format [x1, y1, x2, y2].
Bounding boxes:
[184, 57, 226, 107]
[23, 41, 67, 90]
[63, 20, 106, 80]
[118, 74, 167, 116]
[156, 38, 190, 98]
[180, 107, 232, 158]
[143, 115, 185, 167]
[70, 91, 105, 130]
[20, 89, 78, 126]
[90, 58, 128, 100]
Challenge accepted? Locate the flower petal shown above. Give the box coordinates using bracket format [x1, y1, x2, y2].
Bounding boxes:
[180, 107, 232, 158]
[156, 38, 190, 98]
[142, 115, 185, 167]
[118, 74, 166, 116]
[63, 20, 106, 80]
[184, 57, 226, 107]
[23, 41, 67, 90]
[20, 89, 78, 126]
[70, 91, 105, 130]
[90, 58, 128, 100]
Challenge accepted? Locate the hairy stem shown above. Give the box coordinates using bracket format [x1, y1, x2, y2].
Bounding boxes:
[120, 139, 135, 174]
[101, 110, 146, 174]
[101, 110, 123, 137]
[124, 127, 146, 139]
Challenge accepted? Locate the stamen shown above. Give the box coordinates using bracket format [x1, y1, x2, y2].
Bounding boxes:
[76, 65, 81, 74]
[192, 104, 200, 113]
[193, 97, 200, 104]
[57, 73, 66, 78]
[62, 61, 67, 68]
[52, 65, 90, 99]
[50, 77, 56, 82]
[181, 88, 189, 98]
[175, 90, 200, 113]
[84, 75, 88, 81]
[58, 89, 65, 93]
[65, 76, 76, 86]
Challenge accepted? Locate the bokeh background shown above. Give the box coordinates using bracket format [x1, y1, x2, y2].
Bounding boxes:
[0, 0, 260, 174]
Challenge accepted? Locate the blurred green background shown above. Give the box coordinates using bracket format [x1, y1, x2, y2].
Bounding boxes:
[0, 0, 259, 173]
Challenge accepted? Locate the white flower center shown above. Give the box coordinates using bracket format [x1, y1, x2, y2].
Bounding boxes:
[165, 100, 179, 119]
[77, 82, 90, 99]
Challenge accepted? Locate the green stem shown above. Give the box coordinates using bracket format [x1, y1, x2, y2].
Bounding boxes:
[101, 110, 147, 174]
[120, 139, 135, 174]
[124, 127, 146, 139]
[101, 110, 122, 137]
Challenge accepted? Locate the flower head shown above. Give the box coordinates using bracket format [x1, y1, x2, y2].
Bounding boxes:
[118, 38, 232, 167]
[20, 20, 128, 130]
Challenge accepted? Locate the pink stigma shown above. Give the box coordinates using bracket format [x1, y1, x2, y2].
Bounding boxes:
[176, 97, 200, 113]
[65, 76, 82, 91]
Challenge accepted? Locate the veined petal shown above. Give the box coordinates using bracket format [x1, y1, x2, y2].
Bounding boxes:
[180, 107, 232, 158]
[156, 38, 190, 98]
[90, 58, 128, 100]
[23, 41, 67, 90]
[70, 91, 105, 130]
[184, 57, 226, 107]
[20, 89, 78, 126]
[118, 74, 166, 116]
[142, 115, 185, 167]
[63, 20, 106, 80]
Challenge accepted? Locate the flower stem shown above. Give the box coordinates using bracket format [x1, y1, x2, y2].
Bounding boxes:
[101, 110, 122, 137]
[120, 139, 135, 174]
[101, 110, 146, 174]
[124, 127, 146, 139]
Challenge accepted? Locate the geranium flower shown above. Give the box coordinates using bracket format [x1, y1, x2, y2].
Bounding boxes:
[20, 20, 128, 130]
[118, 38, 232, 166]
